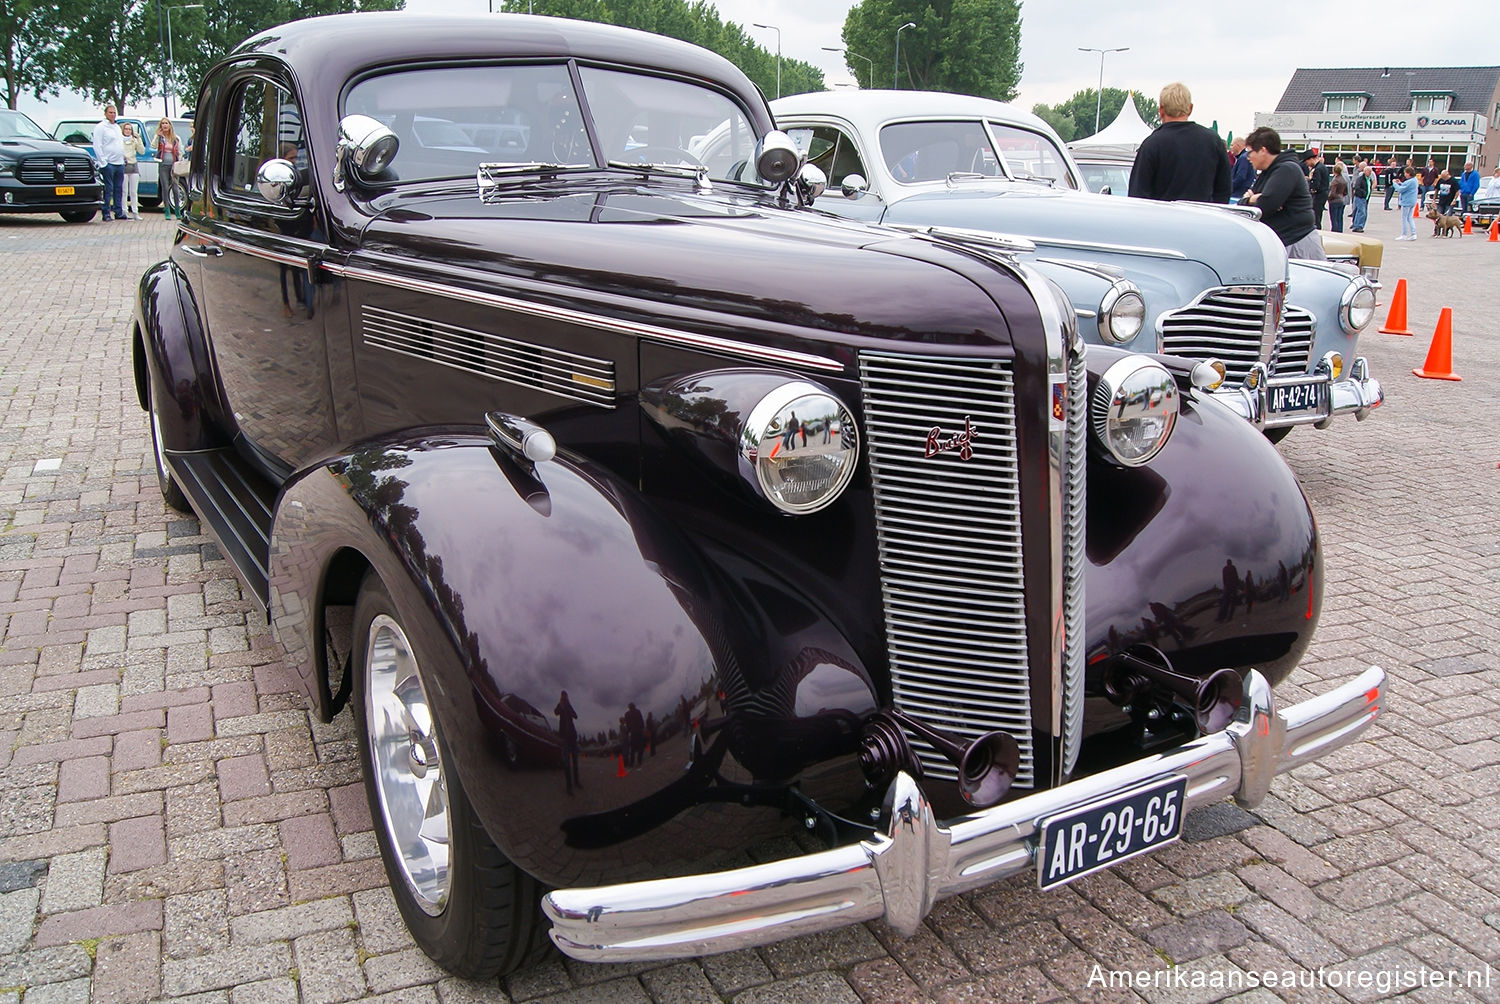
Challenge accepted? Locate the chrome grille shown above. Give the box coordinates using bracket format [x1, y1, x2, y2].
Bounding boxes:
[859, 352, 1034, 788]
[1158, 286, 1271, 384]
[18, 156, 94, 184]
[1060, 346, 1087, 775]
[1270, 306, 1315, 376]
[361, 304, 615, 407]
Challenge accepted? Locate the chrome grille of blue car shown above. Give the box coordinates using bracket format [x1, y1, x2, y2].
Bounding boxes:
[17, 156, 95, 185]
[1158, 286, 1273, 384]
[858, 352, 1035, 789]
[1270, 306, 1315, 376]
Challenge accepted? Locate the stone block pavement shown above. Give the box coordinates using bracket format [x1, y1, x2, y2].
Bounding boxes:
[0, 201, 1497, 1003]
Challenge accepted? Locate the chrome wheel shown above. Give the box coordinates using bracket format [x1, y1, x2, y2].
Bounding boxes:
[365, 613, 451, 915]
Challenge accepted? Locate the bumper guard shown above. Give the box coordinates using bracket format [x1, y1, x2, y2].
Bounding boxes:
[544, 665, 1385, 962]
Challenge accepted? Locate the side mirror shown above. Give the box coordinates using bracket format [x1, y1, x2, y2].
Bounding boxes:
[334, 114, 399, 192]
[840, 173, 868, 199]
[755, 130, 801, 184]
[256, 158, 299, 206]
[796, 163, 827, 203]
[1100, 184, 1112, 196]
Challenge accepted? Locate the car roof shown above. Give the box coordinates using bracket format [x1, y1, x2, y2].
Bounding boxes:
[770, 90, 1061, 138]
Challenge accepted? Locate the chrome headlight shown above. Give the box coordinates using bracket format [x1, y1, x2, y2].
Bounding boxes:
[1097, 280, 1146, 345]
[740, 382, 859, 514]
[1341, 281, 1377, 333]
[1092, 357, 1178, 466]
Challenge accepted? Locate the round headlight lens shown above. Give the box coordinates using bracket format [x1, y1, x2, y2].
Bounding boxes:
[1092, 357, 1179, 466]
[1343, 283, 1377, 333]
[1098, 283, 1146, 344]
[740, 382, 859, 514]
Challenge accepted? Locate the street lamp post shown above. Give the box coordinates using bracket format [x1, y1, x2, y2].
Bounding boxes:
[753, 23, 781, 100]
[1077, 46, 1129, 136]
[894, 22, 915, 89]
[822, 46, 874, 90]
[166, 4, 204, 118]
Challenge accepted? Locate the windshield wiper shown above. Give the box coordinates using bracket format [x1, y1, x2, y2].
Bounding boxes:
[607, 160, 712, 191]
[477, 161, 593, 189]
[1009, 172, 1058, 188]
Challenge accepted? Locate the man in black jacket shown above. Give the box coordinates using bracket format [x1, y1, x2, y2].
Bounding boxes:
[1242, 128, 1326, 260]
[1303, 149, 1330, 229]
[1128, 82, 1231, 203]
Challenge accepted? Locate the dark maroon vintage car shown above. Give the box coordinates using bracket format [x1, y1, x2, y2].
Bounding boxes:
[132, 12, 1384, 978]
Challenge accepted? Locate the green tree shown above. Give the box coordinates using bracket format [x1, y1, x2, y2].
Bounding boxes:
[1, 0, 65, 109]
[1034, 88, 1158, 143]
[501, 0, 824, 99]
[55, 0, 161, 114]
[840, 0, 1021, 101]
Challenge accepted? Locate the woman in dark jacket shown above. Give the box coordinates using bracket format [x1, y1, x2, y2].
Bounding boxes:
[1241, 127, 1325, 260]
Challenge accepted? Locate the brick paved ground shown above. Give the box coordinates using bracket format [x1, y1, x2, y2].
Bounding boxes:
[1, 200, 1497, 1004]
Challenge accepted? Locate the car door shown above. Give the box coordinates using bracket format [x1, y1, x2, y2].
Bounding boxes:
[781, 122, 885, 223]
[189, 65, 337, 474]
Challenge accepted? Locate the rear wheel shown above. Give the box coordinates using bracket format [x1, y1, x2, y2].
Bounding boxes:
[59, 208, 97, 223]
[351, 574, 548, 978]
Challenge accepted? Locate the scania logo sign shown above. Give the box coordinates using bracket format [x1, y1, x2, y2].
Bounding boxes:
[924, 418, 977, 461]
[1417, 116, 1429, 128]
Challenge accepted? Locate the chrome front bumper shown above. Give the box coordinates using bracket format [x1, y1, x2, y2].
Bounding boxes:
[544, 666, 1385, 962]
[1213, 354, 1383, 430]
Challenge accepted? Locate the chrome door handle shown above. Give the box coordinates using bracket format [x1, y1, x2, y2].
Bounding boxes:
[181, 242, 223, 257]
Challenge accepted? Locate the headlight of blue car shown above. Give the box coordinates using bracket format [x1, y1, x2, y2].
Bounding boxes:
[1341, 281, 1377, 334]
[1097, 280, 1146, 344]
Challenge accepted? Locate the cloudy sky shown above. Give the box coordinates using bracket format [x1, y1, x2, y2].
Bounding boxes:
[16, 0, 1495, 137]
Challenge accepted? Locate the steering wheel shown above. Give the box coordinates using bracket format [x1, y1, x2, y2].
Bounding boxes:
[623, 145, 704, 168]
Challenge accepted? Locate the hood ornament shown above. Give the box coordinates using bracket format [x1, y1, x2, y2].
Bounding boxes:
[924, 418, 977, 461]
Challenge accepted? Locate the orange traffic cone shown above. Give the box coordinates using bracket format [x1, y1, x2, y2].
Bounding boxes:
[617, 754, 628, 777]
[1490, 218, 1499, 242]
[1378, 278, 1412, 335]
[1413, 202, 1421, 219]
[1412, 308, 1461, 381]
[1463, 214, 1473, 235]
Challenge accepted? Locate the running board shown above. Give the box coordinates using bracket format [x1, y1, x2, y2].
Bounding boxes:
[168, 449, 277, 607]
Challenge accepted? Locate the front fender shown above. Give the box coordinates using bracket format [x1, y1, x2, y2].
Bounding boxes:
[132, 259, 229, 452]
[269, 431, 876, 887]
[1083, 347, 1321, 694]
[1287, 260, 1371, 371]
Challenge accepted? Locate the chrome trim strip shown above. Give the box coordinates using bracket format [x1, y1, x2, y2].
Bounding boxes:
[1030, 236, 1188, 260]
[177, 225, 322, 270]
[544, 666, 1386, 962]
[320, 261, 845, 373]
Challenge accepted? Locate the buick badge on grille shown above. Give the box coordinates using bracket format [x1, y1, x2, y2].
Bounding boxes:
[924, 418, 977, 461]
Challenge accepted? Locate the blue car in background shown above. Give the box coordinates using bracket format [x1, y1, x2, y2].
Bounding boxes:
[52, 117, 161, 207]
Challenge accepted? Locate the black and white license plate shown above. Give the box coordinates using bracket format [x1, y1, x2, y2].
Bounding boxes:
[1037, 776, 1186, 890]
[1267, 379, 1327, 419]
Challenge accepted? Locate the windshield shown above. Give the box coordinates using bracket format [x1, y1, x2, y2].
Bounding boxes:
[53, 120, 96, 145]
[1078, 162, 1131, 195]
[344, 63, 760, 185]
[0, 110, 51, 140]
[878, 119, 1077, 189]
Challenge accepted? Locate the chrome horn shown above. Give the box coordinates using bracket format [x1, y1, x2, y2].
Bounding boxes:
[1104, 646, 1244, 735]
[857, 709, 1020, 808]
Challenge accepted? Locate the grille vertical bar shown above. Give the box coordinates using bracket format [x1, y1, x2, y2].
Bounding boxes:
[1060, 346, 1088, 775]
[1158, 287, 1272, 383]
[1270, 306, 1315, 376]
[858, 353, 1034, 788]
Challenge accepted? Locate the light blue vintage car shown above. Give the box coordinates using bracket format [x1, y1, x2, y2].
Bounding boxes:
[759, 91, 1382, 440]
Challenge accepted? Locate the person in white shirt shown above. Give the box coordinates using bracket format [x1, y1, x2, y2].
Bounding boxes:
[91, 105, 126, 221]
[1482, 168, 1500, 200]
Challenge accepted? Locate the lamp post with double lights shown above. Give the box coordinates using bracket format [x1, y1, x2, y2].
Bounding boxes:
[753, 23, 781, 100]
[894, 22, 915, 89]
[822, 46, 874, 90]
[166, 4, 204, 118]
[1078, 46, 1129, 136]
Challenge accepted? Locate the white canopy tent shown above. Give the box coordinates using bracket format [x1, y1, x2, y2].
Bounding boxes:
[1068, 95, 1154, 158]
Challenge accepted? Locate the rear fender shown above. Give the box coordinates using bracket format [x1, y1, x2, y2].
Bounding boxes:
[132, 259, 230, 452]
[268, 431, 876, 886]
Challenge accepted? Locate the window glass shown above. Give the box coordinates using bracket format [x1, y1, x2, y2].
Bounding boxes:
[878, 120, 1002, 183]
[986, 121, 1077, 189]
[578, 65, 757, 182]
[346, 64, 587, 181]
[786, 126, 867, 188]
[1323, 95, 1365, 114]
[0, 110, 51, 140]
[223, 77, 306, 199]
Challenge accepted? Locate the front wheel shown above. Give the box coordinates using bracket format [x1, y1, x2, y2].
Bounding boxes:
[59, 208, 97, 223]
[147, 366, 191, 512]
[1263, 426, 1293, 444]
[351, 574, 548, 978]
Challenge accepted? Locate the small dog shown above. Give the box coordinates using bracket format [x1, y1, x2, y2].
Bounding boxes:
[1427, 205, 1463, 237]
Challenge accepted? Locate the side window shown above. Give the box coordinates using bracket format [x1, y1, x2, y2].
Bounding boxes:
[787, 127, 867, 188]
[221, 76, 306, 201]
